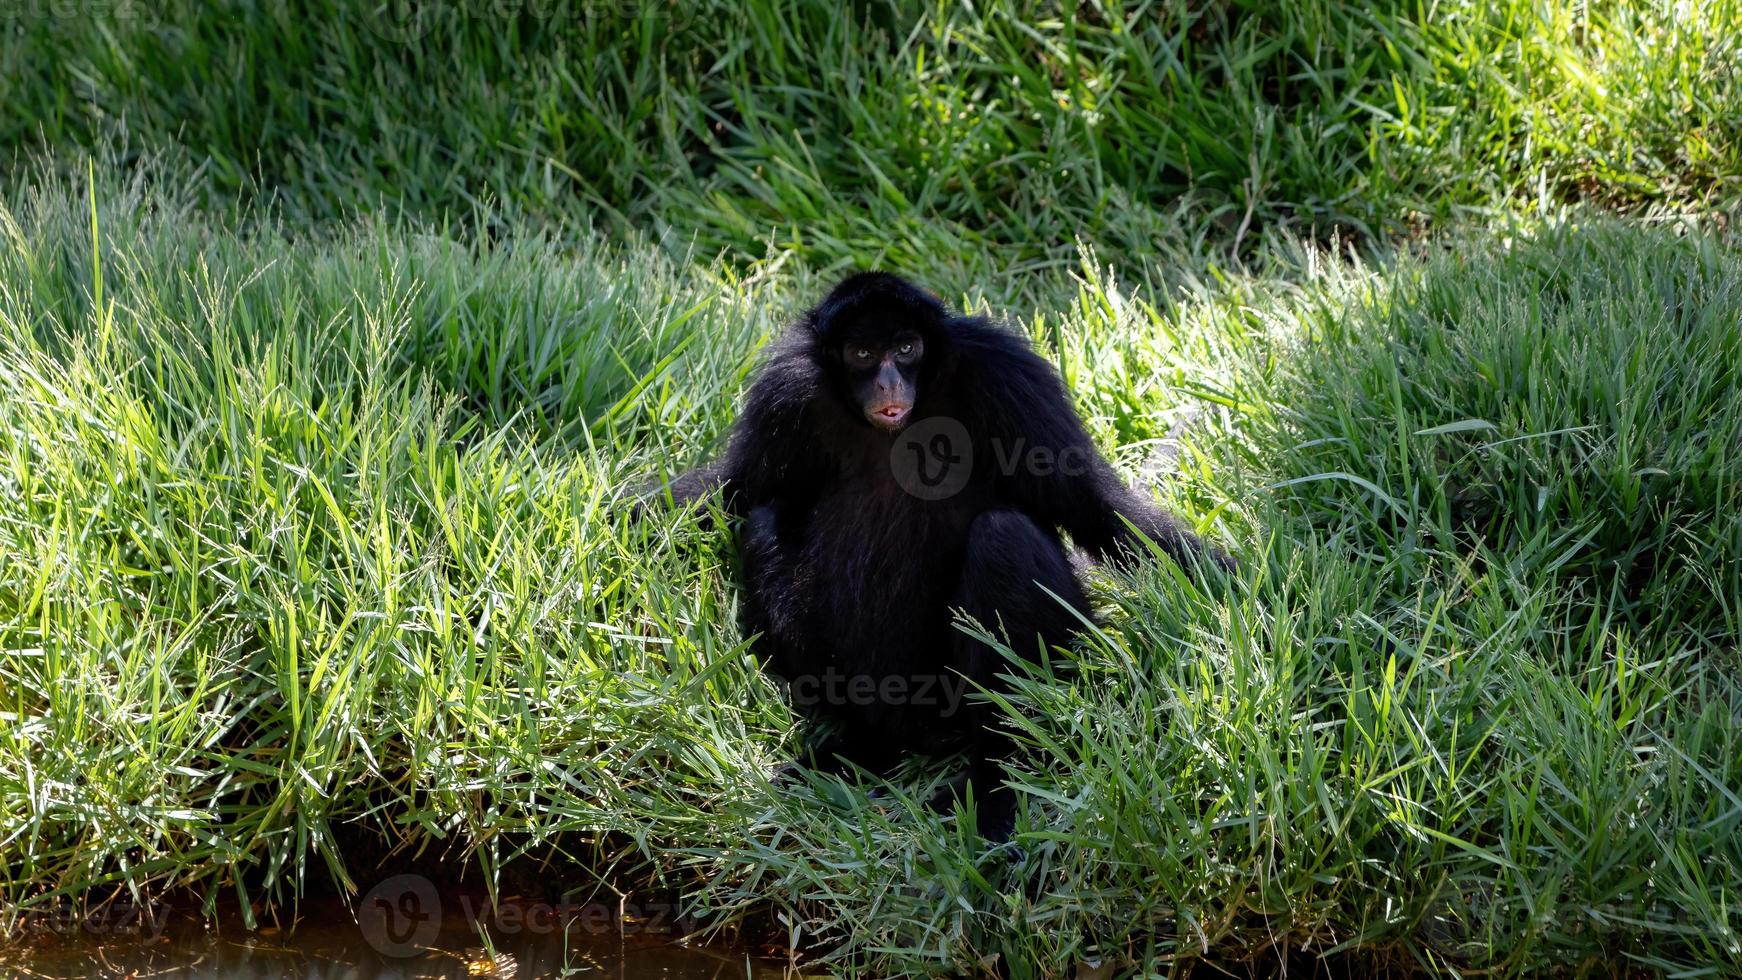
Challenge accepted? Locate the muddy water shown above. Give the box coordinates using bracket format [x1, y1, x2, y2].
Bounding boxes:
[4, 884, 798, 979]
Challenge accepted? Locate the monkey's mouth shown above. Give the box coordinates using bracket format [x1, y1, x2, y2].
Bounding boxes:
[867, 404, 911, 429]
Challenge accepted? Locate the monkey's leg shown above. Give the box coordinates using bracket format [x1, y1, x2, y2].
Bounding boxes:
[744, 506, 903, 781]
[740, 504, 812, 681]
[942, 511, 1090, 842]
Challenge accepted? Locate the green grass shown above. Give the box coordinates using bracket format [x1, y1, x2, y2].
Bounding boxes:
[2, 167, 1739, 975]
[3, 0, 1742, 975]
[6, 1, 1739, 274]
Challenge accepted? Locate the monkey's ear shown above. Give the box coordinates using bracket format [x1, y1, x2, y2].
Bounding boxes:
[802, 307, 827, 337]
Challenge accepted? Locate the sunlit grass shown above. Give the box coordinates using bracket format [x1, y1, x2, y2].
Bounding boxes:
[3, 0, 1741, 973]
[1, 167, 1738, 975]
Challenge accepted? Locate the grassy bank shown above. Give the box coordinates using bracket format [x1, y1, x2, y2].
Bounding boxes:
[7, 1, 1740, 273]
[2, 170, 1739, 975]
[4, 0, 1742, 975]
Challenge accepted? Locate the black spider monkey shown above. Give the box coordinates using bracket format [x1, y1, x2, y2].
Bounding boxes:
[652, 272, 1231, 841]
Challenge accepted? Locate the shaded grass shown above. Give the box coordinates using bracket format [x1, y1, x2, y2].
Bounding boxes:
[2, 169, 1739, 975]
[4, 0, 1738, 276]
[6, 0, 1742, 974]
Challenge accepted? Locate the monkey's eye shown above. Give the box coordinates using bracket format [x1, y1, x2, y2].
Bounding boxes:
[853, 348, 873, 361]
[898, 343, 914, 356]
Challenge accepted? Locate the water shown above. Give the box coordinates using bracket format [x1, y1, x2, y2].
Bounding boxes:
[3, 884, 797, 980]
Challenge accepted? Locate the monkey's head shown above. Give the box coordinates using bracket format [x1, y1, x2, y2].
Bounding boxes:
[809, 272, 948, 432]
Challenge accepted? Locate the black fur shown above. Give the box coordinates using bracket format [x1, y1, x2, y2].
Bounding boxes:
[656, 272, 1229, 840]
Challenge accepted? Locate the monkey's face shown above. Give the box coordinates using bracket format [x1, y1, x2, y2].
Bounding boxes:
[837, 330, 925, 431]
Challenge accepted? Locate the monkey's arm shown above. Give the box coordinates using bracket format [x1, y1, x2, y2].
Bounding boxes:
[649, 461, 729, 509]
[1059, 458, 1233, 572]
[637, 332, 821, 519]
[974, 337, 1231, 572]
